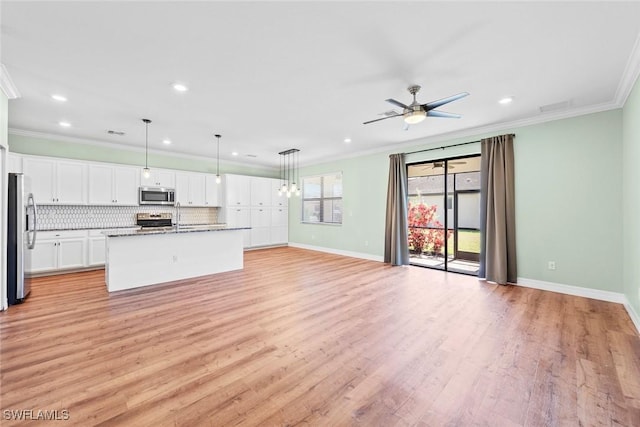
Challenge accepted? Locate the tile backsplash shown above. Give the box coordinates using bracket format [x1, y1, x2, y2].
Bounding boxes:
[37, 205, 219, 230]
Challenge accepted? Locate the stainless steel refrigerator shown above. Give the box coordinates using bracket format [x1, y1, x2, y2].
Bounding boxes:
[7, 173, 37, 305]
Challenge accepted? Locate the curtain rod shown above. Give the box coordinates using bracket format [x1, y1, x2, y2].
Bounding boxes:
[403, 133, 515, 156]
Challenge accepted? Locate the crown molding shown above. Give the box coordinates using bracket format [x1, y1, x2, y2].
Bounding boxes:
[0, 64, 21, 99]
[8, 128, 277, 172]
[302, 99, 621, 169]
[615, 31, 640, 106]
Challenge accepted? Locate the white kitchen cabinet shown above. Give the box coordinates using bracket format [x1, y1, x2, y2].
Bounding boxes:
[23, 157, 87, 205]
[88, 230, 106, 266]
[30, 240, 58, 272]
[225, 206, 251, 248]
[271, 178, 289, 207]
[221, 174, 288, 248]
[223, 174, 251, 206]
[204, 175, 221, 207]
[113, 166, 140, 205]
[29, 230, 87, 273]
[271, 207, 289, 245]
[250, 207, 271, 247]
[140, 169, 175, 188]
[88, 164, 139, 205]
[250, 177, 272, 207]
[176, 172, 206, 206]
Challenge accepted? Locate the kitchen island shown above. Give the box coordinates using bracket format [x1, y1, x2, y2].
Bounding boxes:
[104, 225, 248, 292]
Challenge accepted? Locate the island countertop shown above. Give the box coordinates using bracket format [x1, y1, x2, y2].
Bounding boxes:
[103, 224, 250, 237]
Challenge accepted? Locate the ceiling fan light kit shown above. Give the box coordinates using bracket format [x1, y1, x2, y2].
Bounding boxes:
[404, 109, 426, 124]
[364, 85, 468, 126]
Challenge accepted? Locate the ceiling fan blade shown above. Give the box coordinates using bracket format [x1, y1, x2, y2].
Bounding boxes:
[427, 110, 461, 119]
[423, 92, 469, 110]
[385, 98, 409, 109]
[363, 114, 402, 125]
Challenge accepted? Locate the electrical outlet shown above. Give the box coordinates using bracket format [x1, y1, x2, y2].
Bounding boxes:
[548, 261, 556, 270]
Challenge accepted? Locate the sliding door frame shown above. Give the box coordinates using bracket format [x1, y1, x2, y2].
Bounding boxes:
[406, 153, 481, 276]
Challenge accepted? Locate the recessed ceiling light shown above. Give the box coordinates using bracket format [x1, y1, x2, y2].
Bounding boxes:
[344, 138, 352, 143]
[51, 94, 67, 102]
[162, 139, 171, 145]
[499, 97, 513, 105]
[172, 83, 188, 92]
[59, 121, 71, 127]
[231, 151, 239, 156]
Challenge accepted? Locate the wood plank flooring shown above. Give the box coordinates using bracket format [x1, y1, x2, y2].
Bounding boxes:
[1, 247, 639, 426]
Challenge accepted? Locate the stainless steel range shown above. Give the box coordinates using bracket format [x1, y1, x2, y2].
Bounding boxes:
[136, 213, 173, 229]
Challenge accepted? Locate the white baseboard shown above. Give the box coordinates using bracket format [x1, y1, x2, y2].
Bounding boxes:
[287, 242, 384, 262]
[624, 300, 640, 335]
[517, 277, 639, 335]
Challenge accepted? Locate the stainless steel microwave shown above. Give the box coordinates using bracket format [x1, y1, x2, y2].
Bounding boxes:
[139, 187, 175, 205]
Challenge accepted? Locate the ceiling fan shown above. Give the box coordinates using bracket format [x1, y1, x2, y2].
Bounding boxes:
[363, 85, 469, 125]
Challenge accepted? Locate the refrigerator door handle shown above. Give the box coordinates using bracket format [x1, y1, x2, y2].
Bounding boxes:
[27, 193, 38, 249]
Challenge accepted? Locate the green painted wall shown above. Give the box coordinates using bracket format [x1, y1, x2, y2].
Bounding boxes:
[290, 109, 624, 293]
[623, 74, 640, 317]
[8, 133, 278, 178]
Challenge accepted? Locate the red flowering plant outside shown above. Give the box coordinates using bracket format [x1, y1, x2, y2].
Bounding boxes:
[407, 202, 452, 256]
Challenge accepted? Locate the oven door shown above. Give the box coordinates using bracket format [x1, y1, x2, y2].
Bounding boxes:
[139, 187, 175, 205]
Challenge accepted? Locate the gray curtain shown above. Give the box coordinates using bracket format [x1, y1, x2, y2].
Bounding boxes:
[384, 153, 410, 266]
[479, 134, 517, 284]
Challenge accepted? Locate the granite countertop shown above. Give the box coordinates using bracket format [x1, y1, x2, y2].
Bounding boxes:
[104, 224, 250, 237]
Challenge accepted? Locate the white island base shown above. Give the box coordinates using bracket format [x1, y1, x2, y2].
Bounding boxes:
[105, 228, 244, 292]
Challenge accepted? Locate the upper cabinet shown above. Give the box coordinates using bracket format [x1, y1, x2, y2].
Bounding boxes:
[23, 157, 86, 205]
[204, 175, 221, 207]
[223, 174, 251, 206]
[176, 172, 206, 206]
[271, 178, 289, 207]
[88, 164, 139, 205]
[140, 169, 175, 188]
[250, 177, 272, 207]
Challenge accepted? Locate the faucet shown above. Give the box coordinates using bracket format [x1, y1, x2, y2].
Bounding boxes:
[175, 202, 181, 230]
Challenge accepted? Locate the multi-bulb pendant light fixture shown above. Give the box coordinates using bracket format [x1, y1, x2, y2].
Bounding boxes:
[215, 134, 222, 184]
[142, 119, 152, 179]
[278, 149, 300, 198]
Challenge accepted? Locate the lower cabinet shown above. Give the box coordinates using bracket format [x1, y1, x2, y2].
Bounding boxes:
[88, 230, 106, 266]
[30, 230, 87, 273]
[29, 228, 126, 274]
[222, 204, 289, 249]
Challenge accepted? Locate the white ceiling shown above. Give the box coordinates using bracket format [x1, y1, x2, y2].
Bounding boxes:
[2, 1, 640, 169]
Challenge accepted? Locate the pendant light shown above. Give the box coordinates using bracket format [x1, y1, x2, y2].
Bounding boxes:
[278, 148, 300, 197]
[142, 119, 151, 179]
[215, 134, 222, 184]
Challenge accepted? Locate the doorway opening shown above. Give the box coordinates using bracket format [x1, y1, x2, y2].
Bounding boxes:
[407, 155, 481, 275]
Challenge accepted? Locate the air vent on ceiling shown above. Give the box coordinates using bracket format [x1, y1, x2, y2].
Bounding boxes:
[107, 130, 125, 136]
[245, 154, 258, 158]
[539, 100, 571, 113]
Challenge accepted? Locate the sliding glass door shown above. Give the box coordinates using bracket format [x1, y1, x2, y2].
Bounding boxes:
[407, 155, 481, 275]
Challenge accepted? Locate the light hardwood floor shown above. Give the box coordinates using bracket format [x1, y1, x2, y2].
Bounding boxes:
[1, 247, 639, 426]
